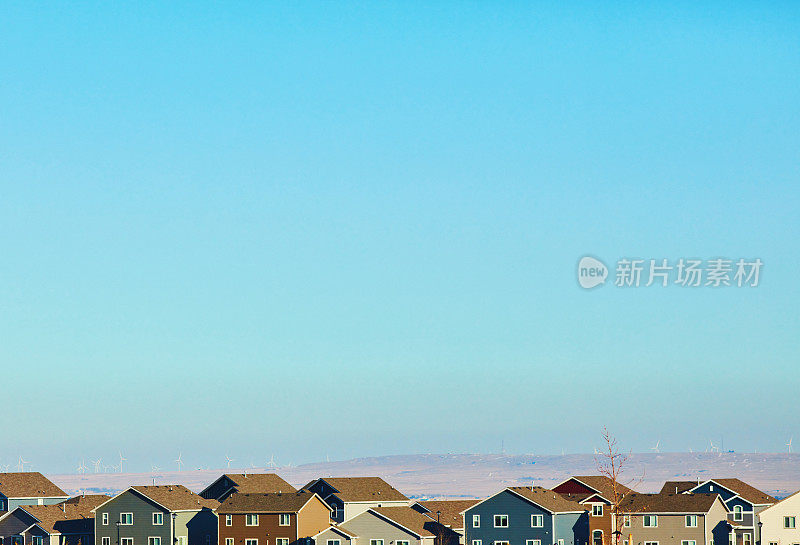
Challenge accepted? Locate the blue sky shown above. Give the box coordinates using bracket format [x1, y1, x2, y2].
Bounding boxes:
[1, 2, 798, 473]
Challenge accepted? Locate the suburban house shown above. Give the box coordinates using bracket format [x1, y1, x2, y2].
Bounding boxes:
[339, 506, 452, 545]
[310, 526, 357, 545]
[216, 490, 331, 545]
[756, 489, 800, 545]
[0, 494, 109, 545]
[411, 501, 480, 545]
[463, 486, 589, 545]
[616, 492, 729, 545]
[660, 480, 776, 545]
[301, 479, 409, 523]
[0, 474, 70, 513]
[201, 476, 296, 503]
[553, 476, 635, 545]
[92, 485, 218, 545]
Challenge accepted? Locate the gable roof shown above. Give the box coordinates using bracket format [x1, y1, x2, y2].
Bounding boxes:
[217, 491, 326, 514]
[559, 476, 634, 499]
[557, 492, 610, 505]
[304, 477, 408, 502]
[507, 487, 586, 513]
[691, 479, 776, 505]
[368, 507, 437, 538]
[312, 526, 358, 540]
[0, 473, 68, 499]
[618, 492, 723, 514]
[16, 495, 110, 534]
[416, 500, 479, 529]
[660, 481, 697, 495]
[129, 486, 219, 511]
[222, 474, 296, 494]
[757, 489, 800, 515]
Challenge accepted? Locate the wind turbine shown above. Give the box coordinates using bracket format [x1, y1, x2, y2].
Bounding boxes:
[651, 440, 660, 453]
[77, 460, 88, 474]
[225, 455, 234, 469]
[118, 451, 127, 473]
[175, 453, 184, 472]
[787, 437, 793, 454]
[91, 458, 102, 473]
[17, 456, 29, 472]
[266, 454, 278, 470]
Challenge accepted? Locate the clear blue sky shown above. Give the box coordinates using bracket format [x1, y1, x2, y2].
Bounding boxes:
[1, 2, 798, 473]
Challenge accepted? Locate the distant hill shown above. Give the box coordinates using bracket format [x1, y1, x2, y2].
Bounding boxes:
[51, 452, 800, 499]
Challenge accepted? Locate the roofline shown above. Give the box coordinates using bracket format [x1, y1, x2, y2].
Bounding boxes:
[217, 492, 330, 514]
[688, 480, 762, 506]
[365, 508, 433, 539]
[310, 526, 357, 540]
[625, 495, 727, 515]
[199, 475, 230, 496]
[1, 496, 70, 501]
[90, 487, 172, 514]
[552, 477, 603, 496]
[462, 488, 582, 515]
[578, 493, 611, 505]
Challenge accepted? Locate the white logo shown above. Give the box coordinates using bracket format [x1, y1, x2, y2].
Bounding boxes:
[578, 256, 608, 289]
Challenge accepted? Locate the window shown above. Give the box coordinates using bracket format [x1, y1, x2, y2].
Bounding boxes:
[785, 517, 797, 529]
[328, 541, 341, 545]
[33, 537, 43, 545]
[531, 515, 544, 528]
[0, 500, 5, 510]
[494, 542, 510, 545]
[682, 541, 697, 545]
[149, 538, 162, 545]
[121, 539, 134, 545]
[397, 541, 409, 545]
[226, 514, 232, 526]
[643, 515, 658, 527]
[102, 513, 109, 525]
[153, 513, 163, 525]
[246, 514, 259, 526]
[526, 541, 541, 545]
[624, 515, 631, 528]
[593, 531, 603, 545]
[644, 542, 658, 545]
[734, 506, 744, 522]
[279, 514, 291, 526]
[370, 540, 384, 545]
[276, 539, 289, 545]
[473, 515, 481, 528]
[120, 513, 134, 525]
[686, 515, 698, 528]
[226, 539, 234, 545]
[592, 505, 603, 517]
[472, 541, 482, 545]
[102, 539, 110, 545]
[206, 536, 211, 545]
[729, 534, 735, 545]
[245, 540, 258, 545]
[494, 515, 509, 528]
[744, 535, 752, 545]
[557, 540, 564, 545]
[768, 542, 778, 545]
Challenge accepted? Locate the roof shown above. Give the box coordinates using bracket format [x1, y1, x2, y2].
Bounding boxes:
[223, 474, 296, 494]
[130, 485, 219, 511]
[0, 473, 68, 499]
[416, 500, 479, 528]
[660, 481, 697, 495]
[16, 495, 109, 534]
[567, 476, 634, 499]
[507, 487, 586, 513]
[313, 526, 358, 539]
[618, 493, 721, 513]
[305, 477, 409, 502]
[369, 507, 438, 538]
[758, 489, 800, 514]
[698, 479, 776, 505]
[557, 492, 608, 505]
[217, 491, 324, 514]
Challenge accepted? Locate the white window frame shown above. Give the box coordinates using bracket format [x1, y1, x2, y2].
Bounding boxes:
[472, 541, 482, 545]
[32, 537, 43, 545]
[276, 539, 289, 545]
[245, 540, 258, 545]
[557, 540, 564, 545]
[527, 540, 542, 545]
[686, 515, 698, 528]
[643, 515, 658, 528]
[370, 540, 384, 545]
[226, 539, 234, 545]
[396, 541, 409, 545]
[644, 542, 658, 545]
[102, 513, 109, 525]
[592, 505, 603, 517]
[743, 535, 752, 545]
[246, 514, 259, 526]
[226, 514, 233, 526]
[682, 541, 697, 545]
[624, 515, 631, 528]
[494, 542, 510, 545]
[102, 539, 110, 545]
[121, 539, 134, 545]
[120, 513, 134, 525]
[473, 515, 480, 528]
[279, 514, 291, 526]
[733, 506, 744, 522]
[785, 517, 797, 529]
[153, 513, 164, 526]
[148, 537, 162, 545]
[328, 541, 341, 545]
[531, 514, 544, 528]
[494, 515, 509, 528]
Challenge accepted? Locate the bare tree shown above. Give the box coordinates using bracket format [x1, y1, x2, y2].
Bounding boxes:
[595, 427, 642, 545]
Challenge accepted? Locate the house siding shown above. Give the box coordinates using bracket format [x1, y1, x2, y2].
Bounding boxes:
[464, 490, 564, 545]
[94, 491, 171, 545]
[311, 529, 354, 545]
[758, 492, 800, 545]
[218, 512, 297, 545]
[340, 511, 424, 545]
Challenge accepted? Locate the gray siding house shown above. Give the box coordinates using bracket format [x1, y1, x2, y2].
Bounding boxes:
[92, 486, 218, 545]
[0, 474, 70, 513]
[463, 487, 589, 545]
[339, 507, 448, 545]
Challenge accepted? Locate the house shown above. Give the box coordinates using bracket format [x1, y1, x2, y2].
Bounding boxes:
[616, 492, 729, 545]
[463, 486, 589, 545]
[411, 501, 480, 545]
[0, 494, 108, 545]
[92, 485, 218, 545]
[301, 479, 409, 523]
[310, 526, 357, 545]
[0, 474, 70, 512]
[660, 480, 776, 545]
[553, 477, 635, 545]
[201, 475, 296, 503]
[339, 506, 453, 545]
[754, 489, 800, 545]
[216, 490, 331, 545]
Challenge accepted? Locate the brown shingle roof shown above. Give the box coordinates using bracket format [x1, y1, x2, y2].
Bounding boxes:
[659, 481, 697, 495]
[131, 485, 219, 511]
[223, 474, 296, 494]
[706, 479, 776, 505]
[18, 495, 109, 534]
[217, 491, 321, 514]
[0, 473, 67, 499]
[618, 493, 720, 513]
[568, 476, 634, 499]
[369, 507, 438, 538]
[417, 500, 479, 529]
[507, 487, 585, 513]
[305, 478, 408, 502]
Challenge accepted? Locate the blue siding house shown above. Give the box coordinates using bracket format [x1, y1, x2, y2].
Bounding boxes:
[463, 487, 589, 545]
